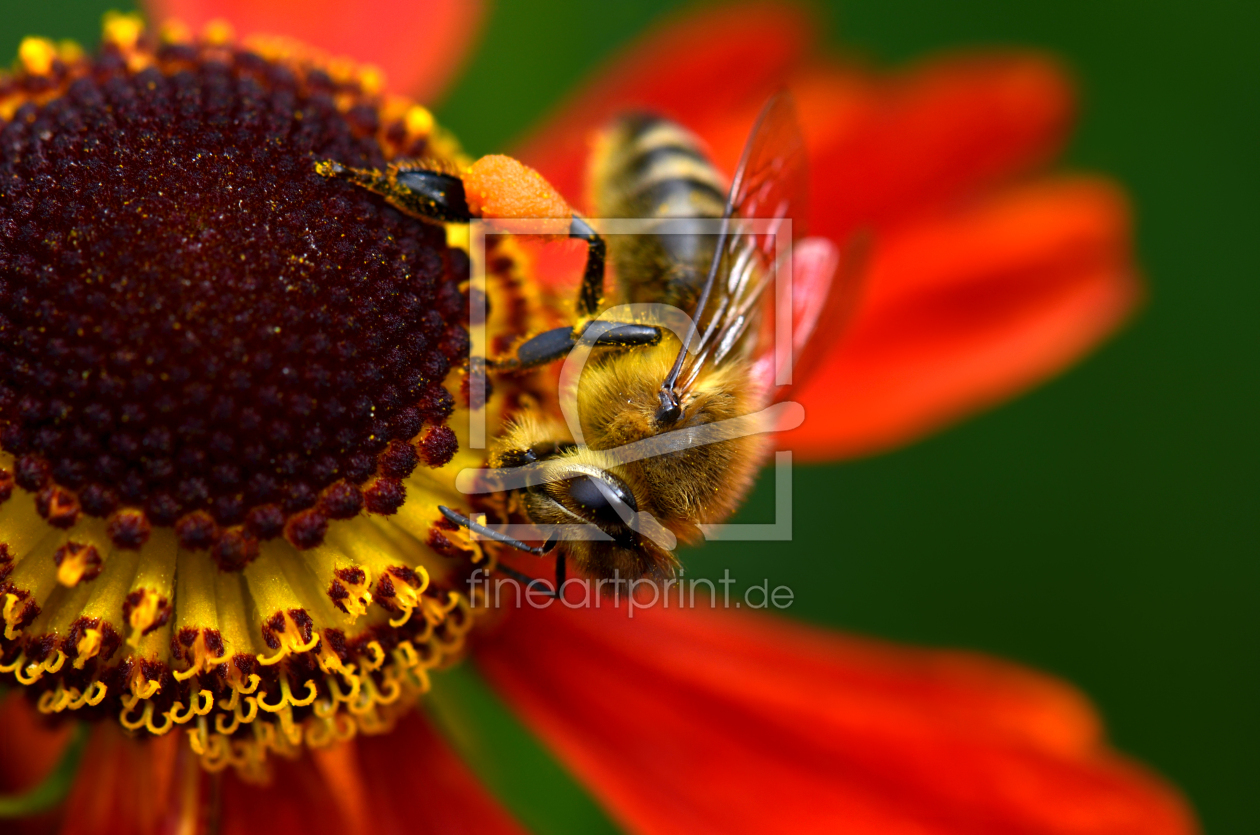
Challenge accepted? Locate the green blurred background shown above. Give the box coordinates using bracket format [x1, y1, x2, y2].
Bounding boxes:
[2, 0, 1256, 832]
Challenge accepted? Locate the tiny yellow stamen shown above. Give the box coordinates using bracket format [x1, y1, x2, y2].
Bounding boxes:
[37, 688, 67, 714]
[158, 19, 192, 44]
[56, 542, 102, 587]
[256, 611, 321, 665]
[235, 694, 259, 725]
[259, 677, 319, 713]
[173, 631, 227, 681]
[225, 667, 261, 696]
[3, 593, 26, 639]
[387, 582, 423, 627]
[128, 666, 161, 701]
[358, 64, 385, 95]
[276, 704, 304, 746]
[325, 672, 361, 708]
[102, 11, 144, 50]
[169, 689, 215, 724]
[57, 40, 84, 63]
[119, 698, 147, 731]
[125, 588, 164, 649]
[287, 678, 318, 707]
[0, 651, 25, 674]
[214, 708, 240, 736]
[145, 703, 175, 735]
[336, 566, 373, 618]
[42, 650, 66, 674]
[14, 658, 44, 685]
[360, 640, 386, 673]
[405, 105, 433, 139]
[77, 681, 108, 707]
[18, 37, 57, 76]
[370, 673, 402, 705]
[202, 19, 235, 46]
[73, 627, 103, 669]
[316, 642, 357, 680]
[446, 223, 472, 252]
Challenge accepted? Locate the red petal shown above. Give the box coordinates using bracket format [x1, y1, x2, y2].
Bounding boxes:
[0, 692, 73, 835]
[44, 711, 522, 835]
[751, 236, 881, 408]
[784, 178, 1139, 460]
[58, 727, 185, 835]
[0, 691, 72, 796]
[803, 53, 1074, 240]
[142, 0, 485, 100]
[475, 602, 1197, 835]
[513, 2, 816, 205]
[515, 5, 1071, 228]
[220, 711, 527, 835]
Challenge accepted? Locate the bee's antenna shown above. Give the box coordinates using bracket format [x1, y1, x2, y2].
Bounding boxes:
[439, 506, 567, 598]
[438, 505, 556, 556]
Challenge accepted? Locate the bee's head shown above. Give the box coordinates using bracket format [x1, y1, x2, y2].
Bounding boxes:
[520, 459, 677, 581]
[525, 462, 639, 547]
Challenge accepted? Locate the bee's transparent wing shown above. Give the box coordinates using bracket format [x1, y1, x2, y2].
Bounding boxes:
[671, 91, 810, 396]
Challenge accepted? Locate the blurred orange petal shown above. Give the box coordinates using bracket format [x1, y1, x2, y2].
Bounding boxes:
[475, 603, 1196, 835]
[0, 692, 73, 835]
[143, 0, 484, 100]
[220, 712, 527, 835]
[514, 2, 814, 205]
[802, 53, 1074, 238]
[0, 692, 72, 796]
[786, 177, 1138, 459]
[58, 728, 184, 835]
[43, 712, 523, 835]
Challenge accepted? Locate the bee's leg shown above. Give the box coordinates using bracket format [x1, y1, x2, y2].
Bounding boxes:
[439, 505, 569, 598]
[489, 322, 663, 372]
[568, 216, 605, 317]
[554, 551, 566, 589]
[322, 155, 612, 323]
[316, 160, 473, 223]
[493, 561, 555, 595]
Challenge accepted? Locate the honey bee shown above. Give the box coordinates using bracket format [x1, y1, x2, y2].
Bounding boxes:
[321, 93, 853, 587]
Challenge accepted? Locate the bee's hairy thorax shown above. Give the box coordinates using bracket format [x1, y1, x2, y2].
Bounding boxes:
[573, 341, 766, 533]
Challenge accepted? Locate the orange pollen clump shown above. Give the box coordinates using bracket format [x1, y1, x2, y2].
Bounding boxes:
[464, 155, 574, 236]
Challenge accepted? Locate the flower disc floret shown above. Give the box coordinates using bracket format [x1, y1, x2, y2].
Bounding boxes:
[0, 16, 519, 779]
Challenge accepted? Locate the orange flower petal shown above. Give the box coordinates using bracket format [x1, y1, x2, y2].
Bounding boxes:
[58, 727, 184, 835]
[513, 2, 815, 205]
[142, 0, 485, 100]
[475, 602, 1197, 835]
[0, 692, 72, 797]
[40, 712, 523, 835]
[219, 711, 528, 835]
[0, 693, 73, 835]
[784, 177, 1139, 460]
[803, 53, 1074, 240]
[515, 5, 1072, 229]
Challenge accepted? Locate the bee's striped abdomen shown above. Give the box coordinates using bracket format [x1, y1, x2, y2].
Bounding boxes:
[590, 115, 730, 310]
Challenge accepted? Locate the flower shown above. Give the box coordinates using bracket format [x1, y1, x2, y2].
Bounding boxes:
[0, 3, 1195, 835]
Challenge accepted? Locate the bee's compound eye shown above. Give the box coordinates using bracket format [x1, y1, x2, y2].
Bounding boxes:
[566, 473, 637, 527]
